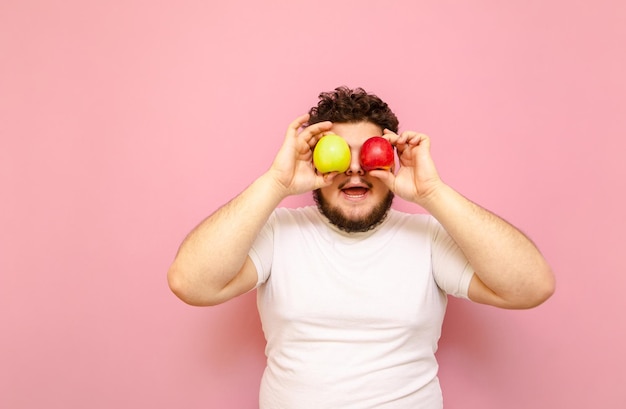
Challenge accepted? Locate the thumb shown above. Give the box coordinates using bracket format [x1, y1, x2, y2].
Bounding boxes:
[369, 169, 396, 192]
[314, 171, 339, 190]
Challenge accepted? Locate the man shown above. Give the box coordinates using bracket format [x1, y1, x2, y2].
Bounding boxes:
[167, 86, 555, 408]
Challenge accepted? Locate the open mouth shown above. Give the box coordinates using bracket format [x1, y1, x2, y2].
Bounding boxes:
[339, 179, 372, 200]
[342, 186, 369, 198]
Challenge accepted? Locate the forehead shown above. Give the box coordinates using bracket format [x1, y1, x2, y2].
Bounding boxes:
[330, 121, 383, 146]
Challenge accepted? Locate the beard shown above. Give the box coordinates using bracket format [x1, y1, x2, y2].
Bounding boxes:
[313, 189, 394, 233]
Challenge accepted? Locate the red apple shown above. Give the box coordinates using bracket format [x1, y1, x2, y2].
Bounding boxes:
[359, 136, 394, 171]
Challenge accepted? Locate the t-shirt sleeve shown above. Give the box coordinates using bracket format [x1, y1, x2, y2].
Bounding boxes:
[429, 217, 474, 299]
[249, 211, 275, 288]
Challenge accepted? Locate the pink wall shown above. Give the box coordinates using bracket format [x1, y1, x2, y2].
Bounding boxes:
[2, 1, 625, 407]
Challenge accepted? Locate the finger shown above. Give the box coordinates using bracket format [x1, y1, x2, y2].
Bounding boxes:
[394, 131, 416, 149]
[287, 113, 311, 136]
[301, 120, 333, 138]
[407, 132, 430, 147]
[393, 130, 415, 155]
[382, 129, 399, 144]
[401, 130, 419, 143]
[418, 133, 431, 148]
[369, 168, 396, 191]
[302, 121, 334, 148]
[313, 171, 339, 189]
[396, 132, 431, 158]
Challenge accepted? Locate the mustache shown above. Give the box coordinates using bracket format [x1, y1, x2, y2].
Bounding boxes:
[338, 178, 374, 190]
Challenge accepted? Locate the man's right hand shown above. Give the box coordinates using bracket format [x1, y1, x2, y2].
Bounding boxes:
[168, 114, 339, 306]
[266, 114, 338, 197]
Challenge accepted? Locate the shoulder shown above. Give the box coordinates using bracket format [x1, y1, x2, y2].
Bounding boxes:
[274, 206, 319, 221]
[269, 206, 325, 231]
[386, 209, 434, 232]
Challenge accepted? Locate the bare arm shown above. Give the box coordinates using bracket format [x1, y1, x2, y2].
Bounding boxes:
[167, 174, 285, 306]
[375, 130, 555, 309]
[167, 115, 335, 306]
[422, 184, 555, 309]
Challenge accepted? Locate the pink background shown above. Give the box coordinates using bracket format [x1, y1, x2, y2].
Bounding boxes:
[1, 1, 625, 408]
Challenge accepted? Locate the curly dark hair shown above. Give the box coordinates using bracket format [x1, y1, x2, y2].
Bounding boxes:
[307, 86, 399, 133]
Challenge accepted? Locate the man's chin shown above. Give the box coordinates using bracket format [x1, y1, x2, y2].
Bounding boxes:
[313, 189, 394, 233]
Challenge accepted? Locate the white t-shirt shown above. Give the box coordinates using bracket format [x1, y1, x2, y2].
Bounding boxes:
[249, 206, 474, 409]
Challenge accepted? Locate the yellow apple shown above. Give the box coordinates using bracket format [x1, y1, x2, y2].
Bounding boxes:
[313, 134, 351, 173]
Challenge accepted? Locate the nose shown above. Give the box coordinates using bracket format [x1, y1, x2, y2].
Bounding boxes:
[345, 148, 365, 176]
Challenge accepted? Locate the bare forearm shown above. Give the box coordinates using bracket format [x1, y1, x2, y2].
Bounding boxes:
[422, 184, 555, 308]
[167, 115, 334, 305]
[168, 173, 286, 303]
